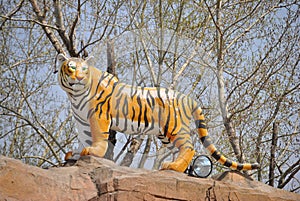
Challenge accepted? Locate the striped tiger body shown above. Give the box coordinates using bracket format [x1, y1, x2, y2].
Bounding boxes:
[57, 54, 259, 172]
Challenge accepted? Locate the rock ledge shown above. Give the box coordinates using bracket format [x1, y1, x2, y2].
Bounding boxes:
[0, 155, 299, 201]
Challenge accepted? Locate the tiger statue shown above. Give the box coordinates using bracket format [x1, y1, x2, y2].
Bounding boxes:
[57, 54, 259, 172]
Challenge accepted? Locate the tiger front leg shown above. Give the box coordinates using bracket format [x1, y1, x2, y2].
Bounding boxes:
[80, 114, 110, 158]
[80, 140, 108, 157]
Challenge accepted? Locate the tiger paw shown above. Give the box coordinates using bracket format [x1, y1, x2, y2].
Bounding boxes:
[161, 161, 188, 173]
[64, 151, 73, 161]
[80, 146, 105, 158]
[161, 161, 172, 170]
[80, 147, 90, 156]
[63, 151, 79, 166]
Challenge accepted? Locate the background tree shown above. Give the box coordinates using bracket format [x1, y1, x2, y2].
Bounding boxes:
[0, 0, 299, 192]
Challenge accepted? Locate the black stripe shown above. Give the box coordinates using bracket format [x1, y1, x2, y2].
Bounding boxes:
[60, 78, 74, 92]
[88, 72, 108, 101]
[157, 87, 165, 107]
[169, 100, 178, 135]
[75, 79, 93, 104]
[181, 97, 190, 120]
[224, 159, 232, 167]
[172, 136, 184, 147]
[115, 84, 126, 98]
[237, 164, 244, 170]
[164, 107, 171, 136]
[73, 112, 90, 127]
[99, 72, 110, 83]
[211, 150, 221, 161]
[101, 132, 110, 135]
[181, 120, 190, 129]
[71, 81, 93, 110]
[144, 116, 155, 133]
[87, 108, 95, 119]
[141, 86, 145, 96]
[113, 82, 118, 89]
[115, 110, 120, 126]
[195, 119, 206, 129]
[179, 142, 193, 150]
[161, 137, 171, 144]
[177, 94, 190, 122]
[130, 86, 138, 99]
[137, 96, 142, 128]
[122, 96, 129, 116]
[144, 106, 149, 128]
[146, 90, 155, 109]
[120, 97, 129, 132]
[176, 96, 190, 133]
[73, 82, 91, 98]
[83, 130, 92, 137]
[161, 140, 170, 144]
[158, 134, 165, 139]
[106, 97, 111, 120]
[131, 106, 135, 122]
[72, 77, 93, 98]
[96, 90, 115, 118]
[96, 90, 105, 101]
[251, 163, 260, 169]
[158, 106, 162, 128]
[181, 126, 190, 134]
[78, 79, 94, 110]
[200, 136, 212, 148]
[165, 88, 169, 102]
[105, 74, 116, 87]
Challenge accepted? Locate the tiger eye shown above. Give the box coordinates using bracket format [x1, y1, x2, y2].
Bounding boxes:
[68, 61, 76, 71]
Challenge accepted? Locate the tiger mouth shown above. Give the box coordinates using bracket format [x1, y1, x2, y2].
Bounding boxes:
[69, 82, 85, 87]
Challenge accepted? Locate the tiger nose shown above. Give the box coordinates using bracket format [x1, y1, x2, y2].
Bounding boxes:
[76, 76, 83, 81]
[75, 71, 84, 81]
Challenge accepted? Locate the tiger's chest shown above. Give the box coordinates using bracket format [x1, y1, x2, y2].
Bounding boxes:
[68, 93, 91, 125]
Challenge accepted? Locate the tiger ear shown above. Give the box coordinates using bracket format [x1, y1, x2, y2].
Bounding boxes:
[57, 53, 69, 64]
[85, 56, 94, 67]
[54, 53, 69, 74]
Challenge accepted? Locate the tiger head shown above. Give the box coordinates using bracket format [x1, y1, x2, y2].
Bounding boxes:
[57, 54, 93, 91]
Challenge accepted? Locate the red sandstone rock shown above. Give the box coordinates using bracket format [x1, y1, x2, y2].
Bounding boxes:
[0, 155, 299, 201]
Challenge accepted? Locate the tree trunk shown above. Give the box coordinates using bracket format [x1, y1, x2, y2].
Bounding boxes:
[104, 39, 117, 160]
[215, 0, 244, 162]
[120, 137, 142, 167]
[269, 121, 278, 186]
[138, 136, 152, 168]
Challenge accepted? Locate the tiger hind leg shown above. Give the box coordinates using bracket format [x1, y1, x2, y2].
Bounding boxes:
[161, 135, 195, 172]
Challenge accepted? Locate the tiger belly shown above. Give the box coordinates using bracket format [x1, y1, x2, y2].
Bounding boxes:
[110, 117, 161, 135]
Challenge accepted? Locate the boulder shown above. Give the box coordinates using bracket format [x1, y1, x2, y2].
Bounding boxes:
[0, 155, 299, 201]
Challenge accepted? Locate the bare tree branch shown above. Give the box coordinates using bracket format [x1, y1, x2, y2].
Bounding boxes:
[278, 158, 300, 189]
[0, 15, 60, 30]
[29, 0, 65, 54]
[53, 0, 77, 56]
[0, 0, 25, 30]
